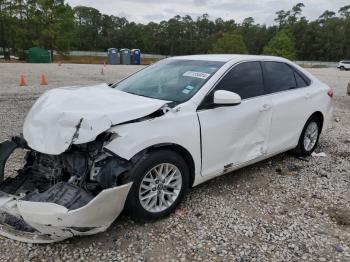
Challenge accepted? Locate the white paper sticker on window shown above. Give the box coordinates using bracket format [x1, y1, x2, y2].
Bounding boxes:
[183, 71, 211, 79]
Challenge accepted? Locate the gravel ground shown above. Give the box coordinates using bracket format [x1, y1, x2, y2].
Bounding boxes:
[0, 63, 349, 262]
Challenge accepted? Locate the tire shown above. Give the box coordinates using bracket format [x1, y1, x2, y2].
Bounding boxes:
[294, 116, 321, 157]
[124, 150, 189, 221]
[340, 66, 345, 71]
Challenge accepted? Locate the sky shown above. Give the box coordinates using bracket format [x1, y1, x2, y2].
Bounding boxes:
[66, 0, 350, 25]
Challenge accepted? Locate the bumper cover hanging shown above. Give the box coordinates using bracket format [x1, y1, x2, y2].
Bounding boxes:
[0, 140, 132, 243]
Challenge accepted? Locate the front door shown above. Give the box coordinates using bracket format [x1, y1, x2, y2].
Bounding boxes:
[197, 61, 272, 178]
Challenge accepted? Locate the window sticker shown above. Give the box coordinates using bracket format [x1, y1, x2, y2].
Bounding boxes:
[182, 85, 194, 94]
[183, 71, 211, 79]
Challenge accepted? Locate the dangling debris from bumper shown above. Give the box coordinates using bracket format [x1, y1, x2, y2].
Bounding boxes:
[0, 138, 132, 243]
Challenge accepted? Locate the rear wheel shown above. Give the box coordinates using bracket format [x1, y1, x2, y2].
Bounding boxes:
[124, 150, 189, 221]
[294, 116, 321, 157]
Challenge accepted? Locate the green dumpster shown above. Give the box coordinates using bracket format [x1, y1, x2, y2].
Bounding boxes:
[26, 47, 51, 63]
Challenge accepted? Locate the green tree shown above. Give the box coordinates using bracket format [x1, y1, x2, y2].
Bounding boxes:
[73, 6, 102, 50]
[0, 0, 15, 59]
[339, 5, 350, 18]
[288, 3, 305, 24]
[34, 0, 75, 60]
[236, 17, 272, 55]
[211, 32, 248, 54]
[275, 10, 290, 27]
[2, 1, 350, 61]
[263, 30, 297, 60]
[339, 6, 350, 58]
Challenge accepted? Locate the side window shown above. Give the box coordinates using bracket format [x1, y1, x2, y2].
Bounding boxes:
[215, 62, 265, 99]
[263, 62, 297, 93]
[294, 71, 307, 88]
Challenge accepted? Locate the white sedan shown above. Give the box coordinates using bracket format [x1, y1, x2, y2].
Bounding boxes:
[0, 55, 333, 243]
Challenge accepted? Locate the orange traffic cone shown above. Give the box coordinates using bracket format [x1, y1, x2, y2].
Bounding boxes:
[100, 67, 105, 75]
[19, 74, 26, 86]
[40, 73, 48, 86]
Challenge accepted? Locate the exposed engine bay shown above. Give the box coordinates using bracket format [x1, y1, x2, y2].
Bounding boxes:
[0, 134, 133, 243]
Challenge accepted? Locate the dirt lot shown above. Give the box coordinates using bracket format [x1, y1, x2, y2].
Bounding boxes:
[0, 63, 349, 262]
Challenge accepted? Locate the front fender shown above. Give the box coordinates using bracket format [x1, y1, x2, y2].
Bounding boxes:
[105, 113, 201, 177]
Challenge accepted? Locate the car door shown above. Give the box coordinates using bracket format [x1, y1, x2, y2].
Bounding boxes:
[197, 61, 273, 178]
[261, 61, 312, 153]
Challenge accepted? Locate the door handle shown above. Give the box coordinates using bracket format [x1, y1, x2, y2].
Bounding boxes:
[260, 104, 272, 112]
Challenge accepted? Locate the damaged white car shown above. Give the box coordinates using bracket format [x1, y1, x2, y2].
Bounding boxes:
[0, 55, 333, 243]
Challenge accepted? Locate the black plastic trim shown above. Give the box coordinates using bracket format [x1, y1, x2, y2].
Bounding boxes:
[0, 140, 18, 182]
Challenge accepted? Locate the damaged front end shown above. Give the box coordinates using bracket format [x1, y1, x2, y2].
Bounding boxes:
[0, 134, 132, 243]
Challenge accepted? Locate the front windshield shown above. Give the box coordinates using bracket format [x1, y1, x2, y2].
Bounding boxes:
[115, 59, 224, 103]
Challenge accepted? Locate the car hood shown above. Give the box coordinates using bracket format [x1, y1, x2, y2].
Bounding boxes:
[23, 84, 169, 155]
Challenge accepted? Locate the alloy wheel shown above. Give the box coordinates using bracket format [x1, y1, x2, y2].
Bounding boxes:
[139, 163, 182, 213]
[303, 121, 319, 151]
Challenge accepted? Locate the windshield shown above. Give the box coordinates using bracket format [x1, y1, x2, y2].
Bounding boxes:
[114, 59, 224, 103]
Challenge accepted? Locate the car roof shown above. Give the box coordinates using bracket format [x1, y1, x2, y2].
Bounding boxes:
[169, 54, 289, 63]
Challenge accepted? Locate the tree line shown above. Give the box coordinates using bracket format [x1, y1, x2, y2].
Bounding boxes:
[0, 1, 349, 61]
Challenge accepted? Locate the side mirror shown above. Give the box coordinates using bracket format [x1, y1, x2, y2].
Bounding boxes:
[213, 90, 242, 106]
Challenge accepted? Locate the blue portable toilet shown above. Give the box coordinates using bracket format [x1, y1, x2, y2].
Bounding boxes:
[131, 49, 141, 65]
[120, 48, 131, 65]
[107, 48, 120, 65]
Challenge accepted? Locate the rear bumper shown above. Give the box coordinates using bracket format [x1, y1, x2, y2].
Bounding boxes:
[0, 140, 132, 243]
[323, 100, 334, 131]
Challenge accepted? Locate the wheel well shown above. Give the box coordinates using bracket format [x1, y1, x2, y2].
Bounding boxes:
[310, 111, 324, 132]
[145, 144, 196, 187]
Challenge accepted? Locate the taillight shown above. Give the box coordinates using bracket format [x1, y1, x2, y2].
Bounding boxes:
[328, 88, 334, 98]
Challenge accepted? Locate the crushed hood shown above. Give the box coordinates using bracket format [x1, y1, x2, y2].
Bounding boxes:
[23, 84, 168, 155]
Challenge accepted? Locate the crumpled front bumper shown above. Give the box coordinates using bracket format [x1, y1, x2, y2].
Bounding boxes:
[0, 184, 131, 243]
[0, 140, 132, 243]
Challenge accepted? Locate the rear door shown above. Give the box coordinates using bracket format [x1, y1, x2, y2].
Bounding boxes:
[197, 61, 273, 178]
[262, 61, 311, 153]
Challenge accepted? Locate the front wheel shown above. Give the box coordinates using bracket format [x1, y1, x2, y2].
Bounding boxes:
[294, 116, 321, 157]
[124, 150, 189, 221]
